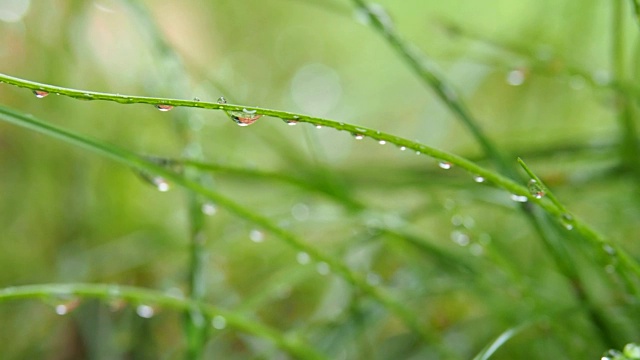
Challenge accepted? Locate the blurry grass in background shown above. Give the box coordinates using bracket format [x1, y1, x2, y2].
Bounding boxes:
[0, 0, 639, 359]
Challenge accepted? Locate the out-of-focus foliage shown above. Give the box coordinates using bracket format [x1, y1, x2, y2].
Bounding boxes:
[0, 0, 639, 359]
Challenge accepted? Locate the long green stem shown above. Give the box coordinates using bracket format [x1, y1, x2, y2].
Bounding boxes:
[0, 283, 324, 360]
[0, 75, 637, 279]
[613, 0, 640, 177]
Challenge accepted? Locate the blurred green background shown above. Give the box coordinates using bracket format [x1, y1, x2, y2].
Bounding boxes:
[1, 0, 639, 359]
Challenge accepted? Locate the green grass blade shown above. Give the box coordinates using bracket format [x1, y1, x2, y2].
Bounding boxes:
[0, 283, 325, 360]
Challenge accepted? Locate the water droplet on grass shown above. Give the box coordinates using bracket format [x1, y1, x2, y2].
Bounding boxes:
[352, 133, 365, 140]
[136, 304, 155, 318]
[399, 146, 406, 151]
[33, 90, 49, 98]
[473, 175, 485, 183]
[506, 69, 526, 86]
[212, 315, 227, 329]
[283, 119, 298, 125]
[193, 97, 201, 102]
[438, 161, 452, 170]
[296, 252, 311, 265]
[451, 230, 470, 246]
[316, 262, 330, 275]
[201, 202, 217, 216]
[378, 140, 386, 145]
[228, 111, 262, 127]
[54, 298, 80, 315]
[152, 177, 170, 192]
[250, 229, 265, 243]
[527, 179, 545, 199]
[561, 213, 574, 230]
[510, 194, 528, 203]
[217, 97, 227, 104]
[155, 104, 174, 112]
[315, 125, 322, 129]
[602, 244, 616, 255]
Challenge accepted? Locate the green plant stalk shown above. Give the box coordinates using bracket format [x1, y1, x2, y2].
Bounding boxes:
[0, 106, 455, 357]
[1, 75, 637, 279]
[348, 0, 512, 177]
[630, 0, 640, 29]
[121, 2, 212, 357]
[0, 283, 323, 360]
[179, 159, 364, 209]
[348, 1, 639, 342]
[519, 158, 639, 345]
[613, 0, 640, 176]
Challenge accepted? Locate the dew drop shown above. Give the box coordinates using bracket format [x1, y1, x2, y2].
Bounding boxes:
[250, 229, 265, 243]
[527, 179, 545, 199]
[399, 146, 406, 151]
[193, 97, 201, 102]
[228, 111, 262, 127]
[33, 90, 49, 98]
[415, 151, 421, 155]
[316, 262, 330, 275]
[54, 298, 80, 316]
[296, 252, 311, 265]
[378, 140, 386, 145]
[55, 304, 69, 315]
[438, 161, 452, 170]
[136, 304, 155, 318]
[152, 177, 170, 192]
[155, 104, 174, 112]
[470, 243, 483, 256]
[560, 213, 574, 230]
[315, 125, 322, 129]
[201, 202, 217, 216]
[283, 119, 298, 126]
[212, 315, 227, 329]
[451, 230, 470, 246]
[506, 68, 526, 86]
[217, 96, 227, 104]
[510, 194, 528, 203]
[602, 244, 616, 255]
[473, 175, 485, 183]
[352, 133, 365, 140]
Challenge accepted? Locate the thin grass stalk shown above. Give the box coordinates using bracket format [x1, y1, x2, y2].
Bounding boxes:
[613, 0, 640, 177]
[0, 76, 637, 280]
[0, 283, 324, 360]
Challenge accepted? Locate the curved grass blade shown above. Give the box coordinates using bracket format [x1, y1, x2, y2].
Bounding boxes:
[0, 283, 325, 360]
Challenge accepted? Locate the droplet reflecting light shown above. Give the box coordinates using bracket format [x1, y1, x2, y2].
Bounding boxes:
[33, 90, 49, 98]
[155, 104, 174, 112]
